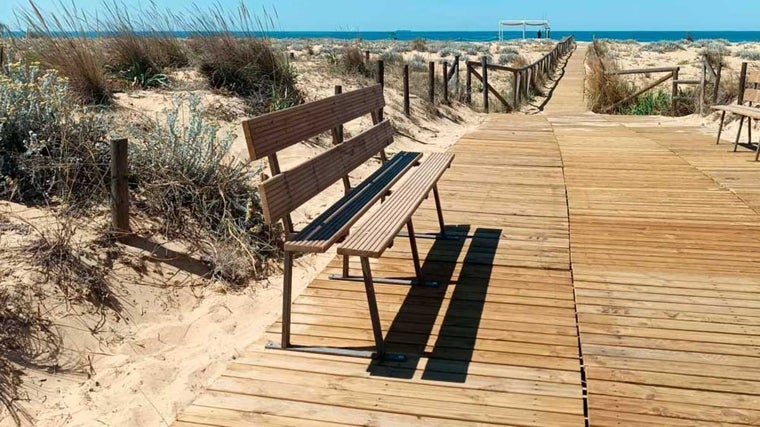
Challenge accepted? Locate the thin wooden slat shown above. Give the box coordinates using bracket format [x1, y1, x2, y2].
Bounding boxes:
[339, 153, 454, 257]
[258, 120, 394, 223]
[243, 84, 384, 160]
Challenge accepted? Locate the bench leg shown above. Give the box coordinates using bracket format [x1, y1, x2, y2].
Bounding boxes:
[281, 251, 293, 348]
[342, 255, 350, 278]
[750, 118, 753, 144]
[716, 111, 726, 144]
[433, 185, 447, 238]
[406, 219, 424, 284]
[360, 257, 386, 358]
[735, 116, 745, 152]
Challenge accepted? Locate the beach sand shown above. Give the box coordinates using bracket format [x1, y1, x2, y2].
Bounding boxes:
[2, 37, 756, 426]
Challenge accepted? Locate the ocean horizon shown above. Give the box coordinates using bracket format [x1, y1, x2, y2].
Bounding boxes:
[5, 30, 760, 43]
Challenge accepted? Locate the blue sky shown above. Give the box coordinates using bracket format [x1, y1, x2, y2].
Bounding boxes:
[1, 0, 758, 31]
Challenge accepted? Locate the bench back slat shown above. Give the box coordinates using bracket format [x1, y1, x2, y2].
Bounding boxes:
[243, 84, 384, 160]
[259, 120, 395, 224]
[744, 88, 760, 104]
[747, 70, 760, 86]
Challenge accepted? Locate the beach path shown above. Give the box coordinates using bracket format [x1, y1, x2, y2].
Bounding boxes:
[175, 44, 760, 426]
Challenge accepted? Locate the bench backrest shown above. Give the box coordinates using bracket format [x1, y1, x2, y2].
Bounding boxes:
[243, 84, 389, 227]
[739, 63, 760, 105]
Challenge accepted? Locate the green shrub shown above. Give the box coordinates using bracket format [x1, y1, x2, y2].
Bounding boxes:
[642, 41, 685, 53]
[498, 52, 518, 65]
[629, 90, 671, 115]
[0, 60, 110, 205]
[738, 49, 760, 60]
[128, 94, 281, 283]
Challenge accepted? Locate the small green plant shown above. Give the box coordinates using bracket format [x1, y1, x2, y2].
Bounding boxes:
[498, 52, 518, 65]
[738, 49, 760, 60]
[628, 90, 671, 115]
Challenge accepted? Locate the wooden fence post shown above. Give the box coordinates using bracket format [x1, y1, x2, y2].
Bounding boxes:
[110, 138, 130, 236]
[0, 45, 4, 70]
[403, 64, 410, 117]
[739, 62, 748, 105]
[713, 62, 722, 104]
[466, 63, 472, 104]
[377, 60, 385, 121]
[700, 63, 706, 115]
[482, 56, 489, 113]
[365, 50, 370, 63]
[443, 61, 449, 103]
[671, 67, 680, 116]
[334, 85, 344, 142]
[454, 55, 461, 90]
[428, 61, 435, 103]
[512, 71, 519, 109]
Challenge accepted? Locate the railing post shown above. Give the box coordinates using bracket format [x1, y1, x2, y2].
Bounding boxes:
[0, 45, 4, 70]
[466, 63, 472, 104]
[443, 61, 449, 104]
[334, 85, 344, 142]
[454, 55, 461, 91]
[513, 71, 519, 109]
[428, 61, 435, 103]
[713, 62, 722, 104]
[377, 60, 385, 121]
[403, 64, 410, 117]
[739, 62, 748, 105]
[110, 138, 130, 236]
[671, 67, 680, 116]
[365, 50, 370, 64]
[482, 56, 489, 113]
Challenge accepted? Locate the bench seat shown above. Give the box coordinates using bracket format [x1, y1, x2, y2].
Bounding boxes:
[711, 104, 760, 120]
[285, 151, 422, 253]
[339, 153, 454, 258]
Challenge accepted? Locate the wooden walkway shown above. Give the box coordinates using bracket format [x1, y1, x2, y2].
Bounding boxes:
[175, 45, 760, 426]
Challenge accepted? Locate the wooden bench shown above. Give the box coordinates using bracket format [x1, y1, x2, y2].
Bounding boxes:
[712, 62, 760, 160]
[244, 84, 454, 360]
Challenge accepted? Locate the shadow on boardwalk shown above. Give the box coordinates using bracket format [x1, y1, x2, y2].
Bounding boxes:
[368, 226, 501, 383]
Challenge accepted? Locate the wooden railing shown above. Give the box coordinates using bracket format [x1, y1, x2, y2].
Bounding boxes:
[464, 36, 576, 112]
[602, 55, 722, 115]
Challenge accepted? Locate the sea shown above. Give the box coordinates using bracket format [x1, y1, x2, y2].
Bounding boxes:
[255, 30, 760, 43]
[7, 30, 760, 43]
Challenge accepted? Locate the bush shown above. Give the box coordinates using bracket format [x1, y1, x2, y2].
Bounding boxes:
[409, 38, 426, 51]
[128, 95, 281, 284]
[702, 43, 731, 67]
[186, 5, 301, 114]
[409, 54, 427, 71]
[438, 47, 453, 58]
[0, 60, 110, 205]
[738, 49, 760, 60]
[339, 45, 368, 76]
[378, 51, 403, 64]
[642, 41, 685, 53]
[629, 90, 671, 115]
[20, 1, 111, 104]
[498, 52, 518, 65]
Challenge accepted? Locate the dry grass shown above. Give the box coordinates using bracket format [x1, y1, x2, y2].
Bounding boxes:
[339, 45, 369, 76]
[19, 1, 111, 104]
[586, 39, 636, 113]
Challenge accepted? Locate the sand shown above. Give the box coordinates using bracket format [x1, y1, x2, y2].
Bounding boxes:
[2, 36, 751, 426]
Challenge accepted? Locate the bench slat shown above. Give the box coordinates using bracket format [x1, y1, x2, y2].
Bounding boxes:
[259, 120, 395, 224]
[243, 85, 384, 160]
[747, 70, 760, 86]
[284, 151, 422, 253]
[711, 104, 760, 120]
[338, 153, 455, 258]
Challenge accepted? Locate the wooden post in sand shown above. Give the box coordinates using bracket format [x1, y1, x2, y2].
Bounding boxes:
[0, 45, 4, 69]
[482, 56, 489, 113]
[428, 61, 435, 103]
[739, 62, 748, 105]
[377, 60, 385, 122]
[443, 61, 449, 104]
[403, 64, 410, 117]
[671, 67, 680, 116]
[454, 55, 461, 90]
[713, 63, 723, 104]
[334, 85, 344, 142]
[110, 138, 130, 236]
[466, 63, 472, 104]
[512, 71, 519, 109]
[365, 50, 370, 64]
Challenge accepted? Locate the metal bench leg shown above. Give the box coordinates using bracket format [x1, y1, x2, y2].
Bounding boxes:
[406, 219, 424, 284]
[281, 251, 293, 348]
[360, 257, 386, 359]
[735, 116, 745, 152]
[433, 185, 447, 238]
[716, 111, 726, 144]
[342, 255, 350, 278]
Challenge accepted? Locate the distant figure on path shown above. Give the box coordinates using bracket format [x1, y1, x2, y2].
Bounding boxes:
[537, 30, 542, 39]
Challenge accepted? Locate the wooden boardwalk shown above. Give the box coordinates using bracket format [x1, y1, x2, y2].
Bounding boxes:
[175, 45, 760, 426]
